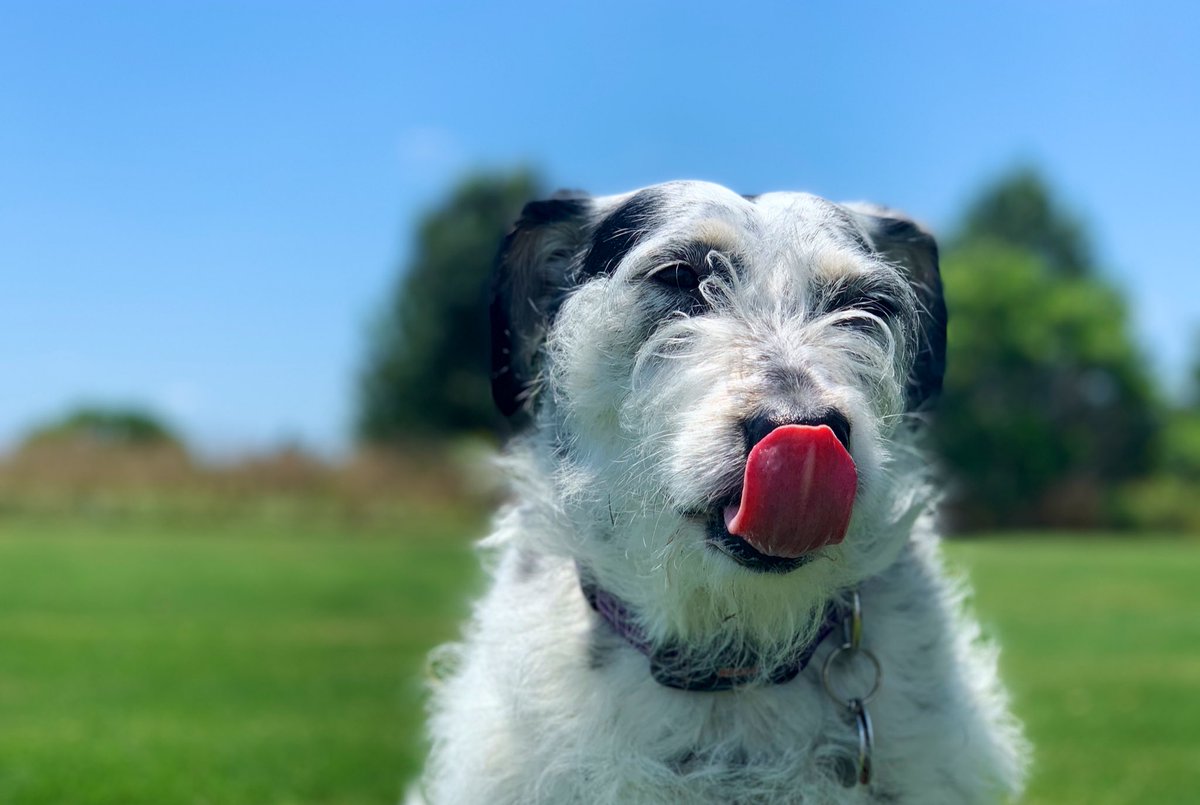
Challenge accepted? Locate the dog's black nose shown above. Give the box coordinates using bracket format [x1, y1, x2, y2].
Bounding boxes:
[743, 410, 852, 452]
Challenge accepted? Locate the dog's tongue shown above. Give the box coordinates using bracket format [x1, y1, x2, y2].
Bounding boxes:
[724, 425, 858, 558]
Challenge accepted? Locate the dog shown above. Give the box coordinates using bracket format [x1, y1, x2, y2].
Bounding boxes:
[415, 181, 1028, 803]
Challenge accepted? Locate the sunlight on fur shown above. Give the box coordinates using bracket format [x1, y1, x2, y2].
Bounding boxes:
[414, 181, 1028, 804]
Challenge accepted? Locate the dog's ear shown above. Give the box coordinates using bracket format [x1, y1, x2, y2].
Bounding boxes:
[844, 204, 947, 411]
[490, 193, 593, 418]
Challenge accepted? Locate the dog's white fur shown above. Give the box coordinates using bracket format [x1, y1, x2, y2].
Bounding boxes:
[415, 182, 1028, 803]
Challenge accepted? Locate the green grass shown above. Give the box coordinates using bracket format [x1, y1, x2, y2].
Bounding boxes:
[0, 516, 1197, 804]
[951, 536, 1200, 804]
[0, 513, 483, 805]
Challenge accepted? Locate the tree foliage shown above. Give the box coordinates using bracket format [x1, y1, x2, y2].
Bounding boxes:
[1159, 336, 1200, 481]
[954, 167, 1093, 278]
[1188, 330, 1200, 409]
[24, 406, 181, 448]
[357, 169, 541, 442]
[1114, 336, 1200, 533]
[935, 169, 1159, 528]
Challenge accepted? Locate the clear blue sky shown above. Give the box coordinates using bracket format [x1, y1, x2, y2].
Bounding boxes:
[2, 1, 1197, 455]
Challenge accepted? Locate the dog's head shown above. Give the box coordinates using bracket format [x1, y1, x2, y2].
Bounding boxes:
[491, 181, 945, 648]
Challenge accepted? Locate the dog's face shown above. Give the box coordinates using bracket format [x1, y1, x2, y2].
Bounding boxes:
[492, 181, 945, 646]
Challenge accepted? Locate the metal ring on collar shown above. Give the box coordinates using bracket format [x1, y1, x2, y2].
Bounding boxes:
[842, 590, 863, 650]
[821, 644, 883, 707]
[852, 698, 874, 785]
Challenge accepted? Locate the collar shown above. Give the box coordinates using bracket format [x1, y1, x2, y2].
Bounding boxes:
[579, 570, 842, 692]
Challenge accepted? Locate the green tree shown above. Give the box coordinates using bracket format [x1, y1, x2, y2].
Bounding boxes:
[954, 167, 1092, 278]
[1161, 335, 1200, 481]
[1188, 330, 1200, 408]
[935, 170, 1159, 528]
[1116, 337, 1200, 532]
[24, 406, 181, 448]
[357, 169, 541, 442]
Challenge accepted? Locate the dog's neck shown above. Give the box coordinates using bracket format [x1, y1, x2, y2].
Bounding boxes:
[577, 566, 843, 692]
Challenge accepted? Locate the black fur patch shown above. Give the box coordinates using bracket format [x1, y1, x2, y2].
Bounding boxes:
[852, 213, 947, 410]
[490, 196, 591, 418]
[581, 188, 665, 278]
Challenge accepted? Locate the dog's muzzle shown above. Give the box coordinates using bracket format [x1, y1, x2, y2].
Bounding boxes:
[706, 414, 858, 571]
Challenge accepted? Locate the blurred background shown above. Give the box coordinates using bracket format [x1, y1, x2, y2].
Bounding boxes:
[2, 2, 1198, 803]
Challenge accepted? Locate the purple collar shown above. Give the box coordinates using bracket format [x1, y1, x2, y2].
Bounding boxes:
[579, 571, 842, 692]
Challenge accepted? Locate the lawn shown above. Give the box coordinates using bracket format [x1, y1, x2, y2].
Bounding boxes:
[0, 515, 1196, 804]
[953, 536, 1200, 804]
[0, 512, 483, 805]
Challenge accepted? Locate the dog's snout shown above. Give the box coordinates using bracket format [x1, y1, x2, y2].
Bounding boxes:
[743, 410, 852, 452]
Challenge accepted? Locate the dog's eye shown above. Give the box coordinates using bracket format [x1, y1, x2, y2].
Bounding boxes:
[829, 291, 902, 329]
[847, 294, 900, 319]
[648, 262, 702, 291]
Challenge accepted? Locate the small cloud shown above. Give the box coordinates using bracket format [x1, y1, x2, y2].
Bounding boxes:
[396, 126, 465, 178]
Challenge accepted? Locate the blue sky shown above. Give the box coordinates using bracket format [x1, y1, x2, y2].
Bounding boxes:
[2, 1, 1197, 454]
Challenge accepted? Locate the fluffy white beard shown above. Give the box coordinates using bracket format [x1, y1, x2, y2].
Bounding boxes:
[516, 268, 935, 671]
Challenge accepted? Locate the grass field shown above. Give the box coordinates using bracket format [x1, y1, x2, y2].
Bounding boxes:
[0, 515, 1197, 804]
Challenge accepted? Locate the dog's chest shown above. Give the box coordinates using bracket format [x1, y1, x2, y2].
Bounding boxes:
[483, 575, 934, 803]
[502, 653, 896, 803]
[425, 540, 1021, 804]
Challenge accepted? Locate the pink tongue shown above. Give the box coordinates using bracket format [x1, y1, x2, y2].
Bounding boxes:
[724, 424, 858, 558]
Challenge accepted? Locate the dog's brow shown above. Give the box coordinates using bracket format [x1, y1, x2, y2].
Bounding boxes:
[813, 247, 887, 279]
[689, 219, 740, 250]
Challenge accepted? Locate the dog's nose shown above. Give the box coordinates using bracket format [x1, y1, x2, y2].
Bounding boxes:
[743, 410, 852, 452]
